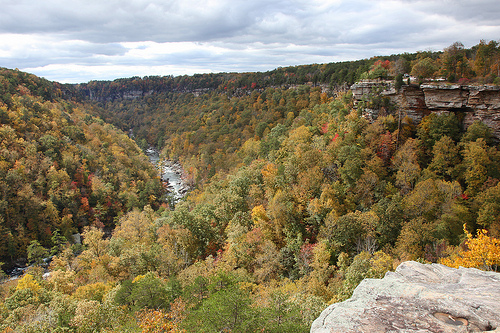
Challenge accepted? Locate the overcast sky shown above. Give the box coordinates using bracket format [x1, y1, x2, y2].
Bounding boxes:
[1, 0, 499, 83]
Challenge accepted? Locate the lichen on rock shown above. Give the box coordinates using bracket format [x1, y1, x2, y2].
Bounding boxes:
[311, 261, 500, 333]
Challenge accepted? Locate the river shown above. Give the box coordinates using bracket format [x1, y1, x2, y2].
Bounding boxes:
[1, 149, 188, 281]
[146, 148, 188, 203]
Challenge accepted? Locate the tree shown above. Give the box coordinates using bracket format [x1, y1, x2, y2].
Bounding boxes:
[411, 57, 437, 80]
[462, 120, 493, 144]
[156, 224, 197, 276]
[395, 217, 434, 260]
[320, 210, 378, 255]
[476, 182, 500, 231]
[441, 225, 500, 272]
[334, 251, 393, 302]
[403, 178, 463, 246]
[253, 239, 283, 283]
[473, 40, 499, 78]
[112, 206, 157, 247]
[393, 138, 421, 193]
[440, 42, 470, 81]
[261, 290, 307, 333]
[372, 194, 404, 247]
[394, 73, 404, 91]
[81, 226, 108, 259]
[138, 306, 187, 333]
[27, 240, 49, 266]
[115, 272, 173, 311]
[69, 298, 127, 333]
[393, 56, 411, 76]
[462, 138, 491, 196]
[50, 229, 68, 256]
[426, 136, 460, 179]
[417, 113, 461, 159]
[73, 282, 112, 302]
[364, 60, 391, 79]
[183, 283, 261, 333]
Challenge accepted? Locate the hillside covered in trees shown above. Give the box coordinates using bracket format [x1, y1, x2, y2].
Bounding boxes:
[0, 68, 165, 264]
[1, 40, 500, 332]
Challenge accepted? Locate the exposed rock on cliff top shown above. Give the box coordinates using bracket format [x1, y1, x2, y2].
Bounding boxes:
[351, 81, 500, 138]
[311, 261, 500, 333]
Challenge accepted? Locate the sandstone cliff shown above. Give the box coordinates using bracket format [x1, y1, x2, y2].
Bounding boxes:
[351, 81, 500, 138]
[311, 261, 500, 333]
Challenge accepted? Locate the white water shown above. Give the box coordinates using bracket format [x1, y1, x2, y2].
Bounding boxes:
[146, 148, 186, 201]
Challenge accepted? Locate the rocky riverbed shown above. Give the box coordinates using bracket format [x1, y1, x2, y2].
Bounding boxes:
[146, 148, 191, 202]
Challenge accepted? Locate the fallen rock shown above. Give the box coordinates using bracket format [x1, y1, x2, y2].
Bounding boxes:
[311, 261, 500, 333]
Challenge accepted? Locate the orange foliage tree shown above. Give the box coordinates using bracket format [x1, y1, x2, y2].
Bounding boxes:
[137, 298, 187, 333]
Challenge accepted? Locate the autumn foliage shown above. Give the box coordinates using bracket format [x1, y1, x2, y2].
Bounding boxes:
[2, 40, 500, 332]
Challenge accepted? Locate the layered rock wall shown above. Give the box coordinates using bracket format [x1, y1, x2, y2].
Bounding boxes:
[351, 81, 500, 138]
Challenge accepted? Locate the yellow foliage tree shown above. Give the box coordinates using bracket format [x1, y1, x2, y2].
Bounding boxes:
[15, 274, 41, 293]
[251, 205, 273, 241]
[73, 282, 113, 302]
[47, 269, 76, 294]
[441, 225, 500, 271]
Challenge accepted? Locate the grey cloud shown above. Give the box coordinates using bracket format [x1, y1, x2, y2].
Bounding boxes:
[3, 0, 498, 48]
[1, 0, 275, 43]
[3, 0, 500, 83]
[402, 0, 500, 24]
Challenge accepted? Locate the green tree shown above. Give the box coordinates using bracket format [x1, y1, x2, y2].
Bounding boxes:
[320, 210, 378, 255]
[115, 272, 175, 311]
[50, 229, 68, 256]
[441, 41, 469, 81]
[393, 138, 421, 193]
[476, 183, 500, 231]
[417, 113, 461, 160]
[462, 138, 491, 196]
[130, 273, 171, 310]
[462, 120, 493, 144]
[262, 290, 307, 333]
[426, 136, 460, 179]
[411, 57, 437, 80]
[335, 251, 393, 302]
[184, 283, 261, 333]
[394, 73, 404, 91]
[27, 240, 49, 266]
[473, 40, 499, 78]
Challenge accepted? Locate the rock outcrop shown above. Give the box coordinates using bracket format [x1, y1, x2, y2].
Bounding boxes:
[351, 80, 396, 101]
[311, 261, 500, 333]
[351, 81, 500, 138]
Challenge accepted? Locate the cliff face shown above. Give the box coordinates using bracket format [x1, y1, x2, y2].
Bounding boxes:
[351, 81, 500, 138]
[311, 261, 500, 333]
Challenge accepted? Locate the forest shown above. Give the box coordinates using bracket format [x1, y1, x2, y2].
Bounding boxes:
[1, 40, 500, 332]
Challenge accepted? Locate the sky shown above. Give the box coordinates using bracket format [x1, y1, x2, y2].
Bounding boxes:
[1, 0, 499, 84]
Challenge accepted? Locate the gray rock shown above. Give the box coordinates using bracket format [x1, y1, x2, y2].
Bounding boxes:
[311, 261, 500, 333]
[351, 80, 500, 139]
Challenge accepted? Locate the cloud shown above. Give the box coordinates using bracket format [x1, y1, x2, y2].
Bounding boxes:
[1, 0, 499, 83]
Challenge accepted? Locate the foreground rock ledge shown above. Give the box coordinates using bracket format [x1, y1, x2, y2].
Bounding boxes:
[311, 261, 500, 333]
